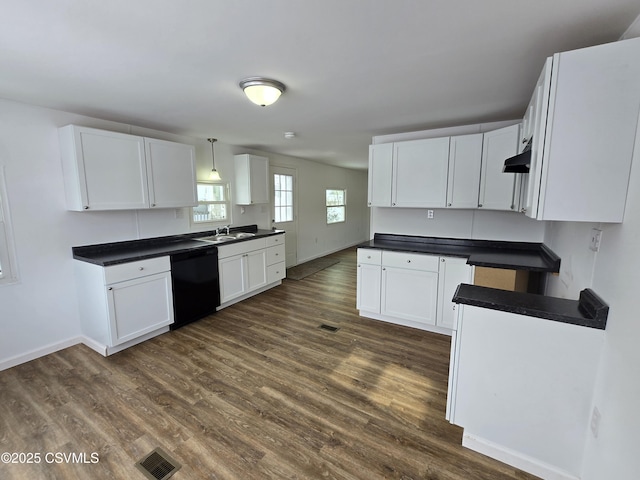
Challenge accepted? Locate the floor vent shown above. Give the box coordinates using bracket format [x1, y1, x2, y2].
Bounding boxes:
[135, 448, 181, 480]
[319, 324, 340, 332]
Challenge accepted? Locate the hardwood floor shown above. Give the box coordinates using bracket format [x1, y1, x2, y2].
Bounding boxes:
[0, 247, 538, 479]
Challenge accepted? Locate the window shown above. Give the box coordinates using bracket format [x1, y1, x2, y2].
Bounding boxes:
[274, 173, 293, 222]
[0, 167, 18, 285]
[326, 189, 346, 224]
[192, 182, 230, 225]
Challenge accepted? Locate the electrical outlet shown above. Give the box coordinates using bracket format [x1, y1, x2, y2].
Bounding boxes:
[590, 406, 601, 438]
[174, 208, 184, 219]
[427, 210, 434, 219]
[589, 228, 602, 252]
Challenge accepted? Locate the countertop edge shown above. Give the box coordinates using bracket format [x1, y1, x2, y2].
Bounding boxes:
[357, 234, 560, 273]
[72, 227, 285, 266]
[453, 283, 608, 330]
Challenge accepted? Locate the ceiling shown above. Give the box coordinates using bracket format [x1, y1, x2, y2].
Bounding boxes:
[1, 1, 639, 170]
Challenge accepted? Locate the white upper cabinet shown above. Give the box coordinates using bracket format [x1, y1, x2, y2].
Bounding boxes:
[368, 134, 483, 210]
[393, 137, 450, 208]
[525, 37, 640, 222]
[59, 125, 197, 211]
[367, 144, 393, 207]
[144, 138, 197, 208]
[234, 154, 269, 205]
[446, 134, 483, 208]
[59, 126, 149, 210]
[478, 124, 520, 211]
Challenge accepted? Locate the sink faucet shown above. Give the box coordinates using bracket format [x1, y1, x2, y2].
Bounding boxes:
[222, 225, 230, 235]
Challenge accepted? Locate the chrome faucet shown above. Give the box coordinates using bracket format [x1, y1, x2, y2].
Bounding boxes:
[222, 225, 231, 235]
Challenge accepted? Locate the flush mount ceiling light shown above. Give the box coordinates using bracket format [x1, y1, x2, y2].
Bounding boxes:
[208, 138, 221, 181]
[239, 77, 286, 106]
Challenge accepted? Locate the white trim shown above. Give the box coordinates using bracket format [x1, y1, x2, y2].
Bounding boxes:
[358, 310, 453, 336]
[0, 337, 82, 371]
[462, 432, 581, 480]
[0, 166, 19, 285]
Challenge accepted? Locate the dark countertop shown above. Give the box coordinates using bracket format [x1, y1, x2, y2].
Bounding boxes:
[72, 225, 284, 266]
[357, 233, 560, 272]
[453, 283, 608, 330]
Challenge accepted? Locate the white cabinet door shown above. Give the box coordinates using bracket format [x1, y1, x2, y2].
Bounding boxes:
[219, 254, 247, 303]
[368, 144, 393, 207]
[59, 125, 149, 211]
[356, 263, 382, 313]
[446, 134, 483, 208]
[392, 137, 450, 208]
[437, 257, 472, 329]
[235, 154, 269, 205]
[145, 138, 197, 208]
[381, 266, 438, 325]
[245, 249, 268, 292]
[478, 124, 520, 211]
[526, 39, 640, 222]
[106, 271, 173, 345]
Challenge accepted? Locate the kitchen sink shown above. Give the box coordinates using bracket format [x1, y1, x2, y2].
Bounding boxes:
[195, 235, 236, 243]
[195, 232, 256, 244]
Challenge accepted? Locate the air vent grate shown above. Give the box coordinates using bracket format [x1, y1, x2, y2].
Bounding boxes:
[135, 448, 181, 480]
[319, 324, 339, 333]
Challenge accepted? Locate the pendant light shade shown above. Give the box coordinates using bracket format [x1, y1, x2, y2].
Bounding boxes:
[208, 138, 221, 181]
[239, 77, 286, 106]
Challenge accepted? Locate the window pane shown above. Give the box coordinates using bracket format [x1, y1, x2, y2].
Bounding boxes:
[193, 203, 227, 223]
[197, 184, 225, 202]
[326, 189, 345, 206]
[273, 173, 293, 222]
[327, 206, 345, 224]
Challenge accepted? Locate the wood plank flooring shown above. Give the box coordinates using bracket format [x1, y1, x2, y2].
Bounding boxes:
[0, 247, 539, 479]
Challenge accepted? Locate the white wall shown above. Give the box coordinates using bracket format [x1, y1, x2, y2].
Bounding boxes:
[371, 207, 546, 242]
[0, 98, 367, 369]
[234, 149, 369, 263]
[576, 113, 640, 479]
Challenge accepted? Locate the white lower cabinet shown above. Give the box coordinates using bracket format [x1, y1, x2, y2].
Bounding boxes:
[75, 256, 174, 355]
[381, 251, 439, 326]
[356, 248, 472, 334]
[356, 249, 382, 313]
[218, 234, 285, 307]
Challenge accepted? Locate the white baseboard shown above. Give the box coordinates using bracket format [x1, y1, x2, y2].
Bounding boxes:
[295, 239, 365, 265]
[0, 337, 82, 371]
[462, 432, 580, 480]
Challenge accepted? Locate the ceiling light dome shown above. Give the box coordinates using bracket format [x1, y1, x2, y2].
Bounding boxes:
[239, 77, 286, 106]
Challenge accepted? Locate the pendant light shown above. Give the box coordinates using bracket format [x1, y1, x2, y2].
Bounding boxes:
[208, 138, 221, 181]
[239, 77, 286, 106]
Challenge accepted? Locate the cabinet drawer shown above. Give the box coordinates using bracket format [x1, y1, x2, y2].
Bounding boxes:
[267, 262, 286, 283]
[266, 234, 285, 247]
[104, 256, 170, 285]
[217, 238, 267, 259]
[382, 251, 439, 271]
[357, 249, 382, 264]
[267, 244, 285, 265]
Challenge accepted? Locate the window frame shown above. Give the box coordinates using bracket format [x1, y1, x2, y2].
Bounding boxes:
[0, 166, 18, 286]
[325, 188, 347, 225]
[190, 181, 231, 227]
[273, 173, 294, 223]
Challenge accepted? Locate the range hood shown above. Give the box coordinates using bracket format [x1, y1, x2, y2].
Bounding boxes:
[503, 139, 531, 173]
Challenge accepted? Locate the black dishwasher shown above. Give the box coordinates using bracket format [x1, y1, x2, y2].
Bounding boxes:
[170, 246, 220, 330]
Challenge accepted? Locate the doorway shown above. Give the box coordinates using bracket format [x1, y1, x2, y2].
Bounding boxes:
[271, 165, 298, 267]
